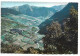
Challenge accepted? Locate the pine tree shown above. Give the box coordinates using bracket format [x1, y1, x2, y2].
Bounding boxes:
[63, 6, 78, 53]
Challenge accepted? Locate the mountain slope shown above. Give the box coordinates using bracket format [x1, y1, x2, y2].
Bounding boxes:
[38, 3, 78, 34]
[1, 17, 45, 50]
[12, 4, 57, 17]
[51, 5, 66, 11]
[1, 7, 45, 26]
[1, 8, 21, 15]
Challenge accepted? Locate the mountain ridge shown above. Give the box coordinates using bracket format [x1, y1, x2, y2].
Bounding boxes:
[38, 3, 78, 34]
[1, 8, 21, 15]
[12, 4, 57, 17]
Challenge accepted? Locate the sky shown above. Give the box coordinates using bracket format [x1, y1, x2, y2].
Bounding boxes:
[1, 2, 68, 8]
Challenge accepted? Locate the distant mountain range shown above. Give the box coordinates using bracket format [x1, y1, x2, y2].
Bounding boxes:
[51, 5, 65, 11]
[1, 8, 21, 15]
[38, 3, 78, 34]
[1, 4, 65, 17]
[1, 4, 66, 27]
[11, 4, 57, 17]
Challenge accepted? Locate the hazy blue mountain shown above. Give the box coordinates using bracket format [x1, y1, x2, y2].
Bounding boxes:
[1, 8, 21, 15]
[51, 5, 66, 11]
[1, 4, 66, 26]
[1, 8, 46, 26]
[12, 4, 57, 17]
[38, 3, 78, 34]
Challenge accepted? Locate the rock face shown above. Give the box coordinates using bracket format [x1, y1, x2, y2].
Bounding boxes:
[38, 3, 78, 34]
